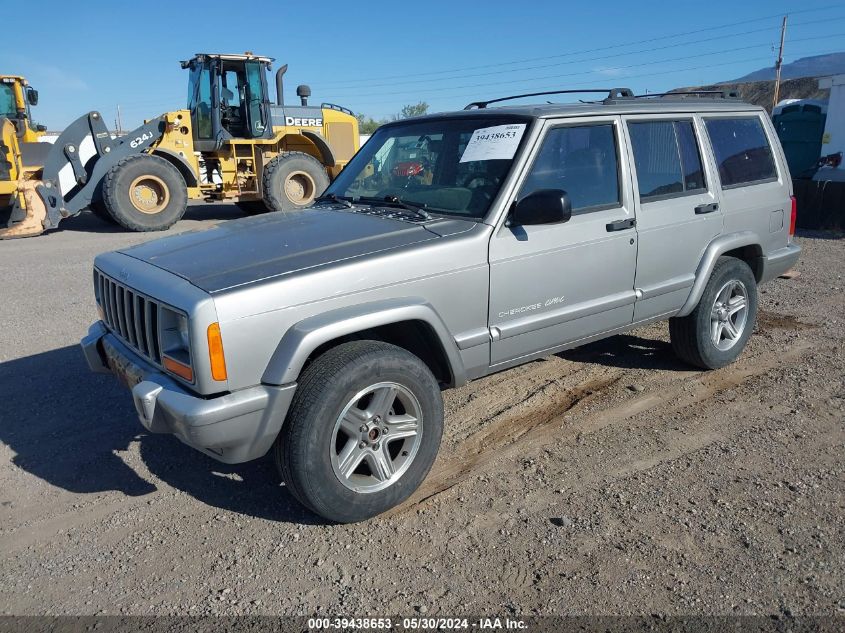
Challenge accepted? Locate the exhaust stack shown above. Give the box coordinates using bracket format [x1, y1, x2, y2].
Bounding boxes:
[275, 64, 288, 106]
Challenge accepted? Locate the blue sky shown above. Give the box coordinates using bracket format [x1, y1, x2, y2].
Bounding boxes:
[3, 0, 844, 130]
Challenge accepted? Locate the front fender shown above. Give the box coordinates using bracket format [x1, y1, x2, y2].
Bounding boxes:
[676, 231, 762, 317]
[261, 297, 466, 386]
[151, 148, 198, 187]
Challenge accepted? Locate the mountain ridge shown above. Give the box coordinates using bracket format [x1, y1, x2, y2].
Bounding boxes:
[732, 52, 845, 82]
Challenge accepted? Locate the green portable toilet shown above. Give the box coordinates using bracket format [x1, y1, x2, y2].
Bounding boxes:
[772, 102, 827, 177]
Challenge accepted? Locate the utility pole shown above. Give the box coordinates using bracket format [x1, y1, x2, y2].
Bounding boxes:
[772, 15, 788, 110]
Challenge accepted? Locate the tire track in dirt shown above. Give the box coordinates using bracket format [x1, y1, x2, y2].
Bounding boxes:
[398, 340, 811, 513]
[393, 374, 623, 511]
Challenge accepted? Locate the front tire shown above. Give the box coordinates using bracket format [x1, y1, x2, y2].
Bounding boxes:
[102, 154, 188, 231]
[670, 256, 758, 369]
[275, 341, 444, 523]
[262, 152, 329, 212]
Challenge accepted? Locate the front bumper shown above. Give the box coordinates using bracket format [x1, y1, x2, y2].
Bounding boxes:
[80, 321, 296, 464]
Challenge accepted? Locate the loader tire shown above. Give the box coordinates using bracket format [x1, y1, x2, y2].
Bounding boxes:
[103, 154, 188, 232]
[262, 152, 329, 212]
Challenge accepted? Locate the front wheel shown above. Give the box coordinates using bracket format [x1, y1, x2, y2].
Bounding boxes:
[670, 256, 758, 369]
[102, 154, 188, 231]
[275, 341, 444, 523]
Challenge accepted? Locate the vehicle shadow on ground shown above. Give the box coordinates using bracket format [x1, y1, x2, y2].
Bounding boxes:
[557, 333, 695, 372]
[53, 203, 246, 235]
[1, 334, 687, 523]
[0, 344, 322, 524]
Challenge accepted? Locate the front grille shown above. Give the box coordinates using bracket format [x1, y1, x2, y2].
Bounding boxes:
[95, 270, 162, 365]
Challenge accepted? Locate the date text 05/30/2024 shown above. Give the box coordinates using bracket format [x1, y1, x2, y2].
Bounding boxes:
[308, 617, 528, 630]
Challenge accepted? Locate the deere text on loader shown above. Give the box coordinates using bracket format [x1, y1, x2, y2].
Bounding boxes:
[0, 53, 359, 238]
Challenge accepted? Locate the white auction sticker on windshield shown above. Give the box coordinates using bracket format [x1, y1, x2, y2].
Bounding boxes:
[459, 123, 526, 163]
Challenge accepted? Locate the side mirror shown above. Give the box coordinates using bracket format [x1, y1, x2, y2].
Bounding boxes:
[26, 88, 38, 106]
[511, 189, 572, 226]
[36, 124, 47, 132]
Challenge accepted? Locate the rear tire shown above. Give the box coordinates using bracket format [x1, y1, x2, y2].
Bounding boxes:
[670, 256, 758, 369]
[262, 152, 329, 212]
[102, 154, 188, 231]
[275, 341, 444, 523]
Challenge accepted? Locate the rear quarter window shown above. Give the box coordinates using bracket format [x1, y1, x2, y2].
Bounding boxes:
[705, 117, 778, 188]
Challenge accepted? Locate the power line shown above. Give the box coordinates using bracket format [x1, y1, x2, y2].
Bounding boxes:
[320, 14, 845, 91]
[340, 44, 837, 112]
[319, 4, 843, 87]
[323, 32, 845, 101]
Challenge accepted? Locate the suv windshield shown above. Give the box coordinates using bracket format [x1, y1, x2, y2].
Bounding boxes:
[326, 116, 531, 219]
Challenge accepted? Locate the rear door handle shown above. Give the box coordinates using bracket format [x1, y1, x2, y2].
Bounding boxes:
[694, 202, 719, 214]
[606, 218, 636, 232]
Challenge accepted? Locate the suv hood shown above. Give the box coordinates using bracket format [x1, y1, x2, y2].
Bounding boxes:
[120, 208, 443, 293]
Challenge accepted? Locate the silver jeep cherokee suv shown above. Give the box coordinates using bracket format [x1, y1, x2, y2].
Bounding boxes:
[81, 88, 800, 522]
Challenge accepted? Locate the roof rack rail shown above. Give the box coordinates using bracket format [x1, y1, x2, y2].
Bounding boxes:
[464, 88, 634, 110]
[635, 89, 741, 100]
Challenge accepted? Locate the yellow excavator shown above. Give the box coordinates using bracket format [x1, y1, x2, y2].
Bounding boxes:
[0, 53, 359, 238]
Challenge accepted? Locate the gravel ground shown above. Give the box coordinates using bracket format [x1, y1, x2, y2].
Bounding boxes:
[0, 209, 842, 617]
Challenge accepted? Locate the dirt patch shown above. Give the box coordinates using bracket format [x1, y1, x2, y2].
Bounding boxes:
[757, 310, 816, 331]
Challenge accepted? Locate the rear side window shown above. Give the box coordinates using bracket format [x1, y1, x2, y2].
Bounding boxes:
[705, 117, 777, 187]
[518, 123, 620, 213]
[628, 120, 706, 201]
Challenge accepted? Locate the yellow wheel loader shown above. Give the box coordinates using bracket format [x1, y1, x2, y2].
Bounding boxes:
[0, 75, 52, 237]
[0, 53, 359, 238]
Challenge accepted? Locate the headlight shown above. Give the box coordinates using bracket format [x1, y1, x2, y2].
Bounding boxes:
[160, 307, 193, 382]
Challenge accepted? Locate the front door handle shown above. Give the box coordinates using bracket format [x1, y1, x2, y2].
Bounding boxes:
[606, 218, 636, 232]
[695, 202, 719, 214]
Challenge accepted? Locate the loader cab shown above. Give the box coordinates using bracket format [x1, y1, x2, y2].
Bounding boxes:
[0, 76, 44, 141]
[184, 53, 275, 151]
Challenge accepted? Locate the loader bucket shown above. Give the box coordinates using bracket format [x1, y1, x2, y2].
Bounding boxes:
[0, 111, 166, 238]
[0, 180, 47, 238]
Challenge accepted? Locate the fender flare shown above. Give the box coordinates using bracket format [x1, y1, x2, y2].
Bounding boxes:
[299, 130, 337, 168]
[261, 297, 466, 387]
[150, 148, 198, 187]
[676, 230, 762, 317]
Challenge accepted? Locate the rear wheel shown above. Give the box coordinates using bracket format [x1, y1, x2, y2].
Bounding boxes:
[670, 257, 758, 369]
[262, 152, 329, 212]
[102, 154, 188, 231]
[275, 341, 443, 523]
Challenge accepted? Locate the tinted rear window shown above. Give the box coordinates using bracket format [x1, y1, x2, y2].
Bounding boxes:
[628, 120, 706, 200]
[705, 117, 777, 187]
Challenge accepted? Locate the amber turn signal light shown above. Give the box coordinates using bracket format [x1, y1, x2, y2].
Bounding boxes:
[163, 355, 194, 382]
[207, 322, 228, 381]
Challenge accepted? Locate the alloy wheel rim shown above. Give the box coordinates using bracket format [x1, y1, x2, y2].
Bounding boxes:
[710, 279, 749, 351]
[330, 382, 423, 493]
[129, 175, 169, 214]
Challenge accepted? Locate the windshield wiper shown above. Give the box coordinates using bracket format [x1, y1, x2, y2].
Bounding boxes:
[358, 195, 433, 221]
[314, 193, 354, 208]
